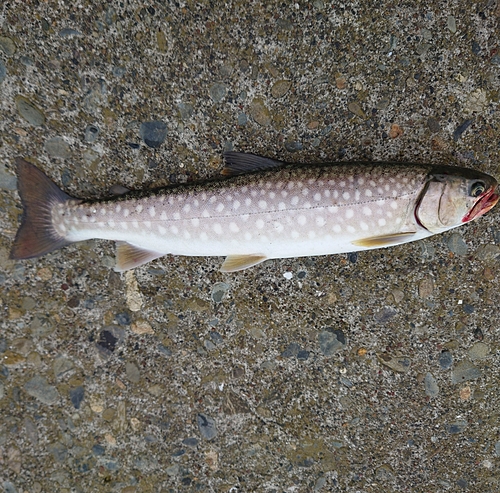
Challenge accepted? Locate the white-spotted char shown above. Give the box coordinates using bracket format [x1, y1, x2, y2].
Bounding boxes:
[10, 152, 499, 271]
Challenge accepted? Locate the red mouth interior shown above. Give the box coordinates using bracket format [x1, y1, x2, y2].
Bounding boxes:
[462, 187, 500, 223]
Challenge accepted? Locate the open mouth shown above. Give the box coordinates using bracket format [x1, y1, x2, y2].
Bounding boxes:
[463, 186, 500, 223]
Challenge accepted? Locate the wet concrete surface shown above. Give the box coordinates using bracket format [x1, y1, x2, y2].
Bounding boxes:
[1, 1, 500, 492]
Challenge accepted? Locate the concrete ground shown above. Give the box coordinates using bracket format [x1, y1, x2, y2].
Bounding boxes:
[1, 1, 500, 492]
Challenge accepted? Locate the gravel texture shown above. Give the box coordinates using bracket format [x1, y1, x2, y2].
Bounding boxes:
[1, 1, 500, 492]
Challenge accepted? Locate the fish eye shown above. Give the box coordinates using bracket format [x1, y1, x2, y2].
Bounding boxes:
[470, 181, 485, 198]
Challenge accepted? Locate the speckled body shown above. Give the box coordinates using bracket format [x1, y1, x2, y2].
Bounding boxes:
[54, 163, 434, 259]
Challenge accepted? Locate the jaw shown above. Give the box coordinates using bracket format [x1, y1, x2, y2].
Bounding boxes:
[462, 187, 500, 223]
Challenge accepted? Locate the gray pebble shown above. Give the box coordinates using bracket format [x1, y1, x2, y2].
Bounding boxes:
[48, 442, 68, 462]
[314, 476, 326, 491]
[282, 342, 300, 358]
[2, 482, 18, 493]
[59, 28, 82, 37]
[237, 113, 248, 125]
[249, 98, 272, 126]
[69, 386, 84, 409]
[446, 420, 467, 434]
[453, 119, 473, 141]
[451, 360, 482, 384]
[318, 328, 346, 356]
[209, 82, 227, 103]
[204, 339, 216, 351]
[15, 96, 45, 126]
[0, 338, 7, 353]
[377, 353, 411, 373]
[284, 141, 303, 152]
[447, 15, 457, 33]
[446, 233, 468, 255]
[182, 437, 199, 448]
[424, 372, 439, 397]
[24, 375, 60, 405]
[0, 60, 6, 84]
[177, 102, 194, 121]
[125, 362, 141, 383]
[0, 380, 4, 400]
[197, 413, 217, 440]
[427, 117, 441, 133]
[53, 356, 74, 379]
[438, 350, 453, 370]
[297, 349, 310, 361]
[139, 121, 167, 148]
[211, 282, 230, 303]
[0, 163, 17, 190]
[0, 36, 16, 56]
[475, 244, 500, 261]
[84, 125, 99, 143]
[467, 342, 489, 360]
[495, 441, 500, 456]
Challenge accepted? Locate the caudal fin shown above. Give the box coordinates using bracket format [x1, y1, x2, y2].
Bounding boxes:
[10, 158, 76, 260]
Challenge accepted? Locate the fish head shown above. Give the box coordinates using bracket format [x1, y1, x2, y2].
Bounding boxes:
[416, 167, 499, 233]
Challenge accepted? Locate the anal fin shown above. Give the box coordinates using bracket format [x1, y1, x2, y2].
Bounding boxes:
[220, 254, 268, 272]
[351, 232, 416, 248]
[115, 242, 165, 271]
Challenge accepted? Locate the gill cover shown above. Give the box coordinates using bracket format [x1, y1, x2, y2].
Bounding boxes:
[416, 168, 499, 234]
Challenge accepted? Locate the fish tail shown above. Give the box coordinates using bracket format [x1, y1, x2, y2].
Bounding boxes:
[10, 158, 76, 260]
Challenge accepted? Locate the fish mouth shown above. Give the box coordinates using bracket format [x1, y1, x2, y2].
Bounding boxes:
[463, 186, 500, 223]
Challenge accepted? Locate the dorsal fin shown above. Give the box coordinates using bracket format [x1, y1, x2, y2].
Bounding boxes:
[222, 152, 284, 176]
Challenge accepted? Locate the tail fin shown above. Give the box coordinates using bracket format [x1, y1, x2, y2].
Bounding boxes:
[10, 158, 77, 260]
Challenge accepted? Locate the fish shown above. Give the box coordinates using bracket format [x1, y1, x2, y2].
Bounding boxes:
[9, 152, 499, 272]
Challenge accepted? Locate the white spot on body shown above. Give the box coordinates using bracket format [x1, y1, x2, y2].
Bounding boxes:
[256, 219, 265, 229]
[244, 232, 252, 240]
[363, 206, 372, 216]
[200, 232, 208, 241]
[233, 200, 241, 210]
[291, 230, 300, 239]
[213, 223, 223, 235]
[343, 192, 350, 200]
[216, 203, 225, 213]
[158, 226, 166, 235]
[273, 222, 284, 233]
[132, 220, 139, 228]
[145, 221, 152, 228]
[278, 202, 286, 210]
[123, 209, 130, 217]
[346, 209, 354, 219]
[170, 225, 179, 235]
[160, 212, 168, 220]
[308, 230, 316, 239]
[291, 196, 299, 206]
[245, 198, 252, 206]
[378, 218, 386, 227]
[115, 205, 121, 213]
[229, 222, 239, 233]
[202, 210, 210, 218]
[360, 221, 368, 231]
[149, 207, 156, 218]
[365, 189, 373, 197]
[258, 200, 267, 209]
[391, 201, 398, 210]
[121, 222, 128, 230]
[316, 217, 326, 227]
[333, 224, 342, 233]
[298, 215, 307, 226]
[108, 220, 115, 228]
[183, 204, 191, 213]
[191, 218, 200, 227]
[184, 231, 191, 240]
[100, 208, 107, 216]
[347, 225, 356, 233]
[269, 192, 276, 199]
[136, 204, 143, 213]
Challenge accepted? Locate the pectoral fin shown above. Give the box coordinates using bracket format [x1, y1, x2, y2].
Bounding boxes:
[220, 254, 268, 272]
[351, 232, 416, 248]
[115, 242, 165, 271]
